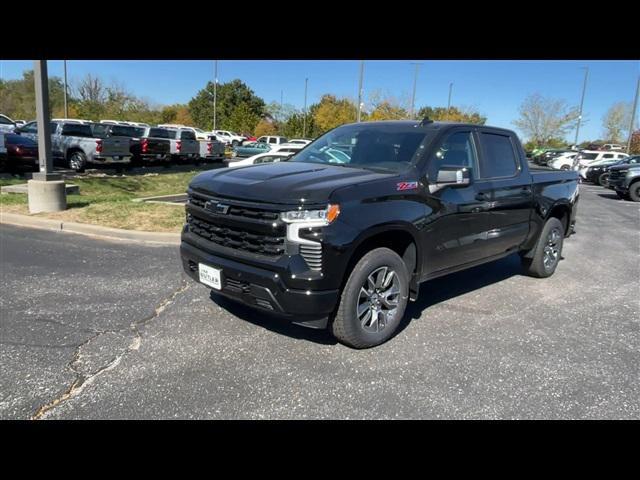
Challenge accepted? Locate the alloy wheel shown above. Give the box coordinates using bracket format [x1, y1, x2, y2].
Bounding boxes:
[543, 227, 561, 271]
[356, 266, 400, 333]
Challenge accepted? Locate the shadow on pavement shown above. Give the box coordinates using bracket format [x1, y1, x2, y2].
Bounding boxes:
[209, 253, 528, 347]
[209, 291, 338, 346]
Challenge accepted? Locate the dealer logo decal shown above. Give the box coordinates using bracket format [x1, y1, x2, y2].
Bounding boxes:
[396, 181, 419, 191]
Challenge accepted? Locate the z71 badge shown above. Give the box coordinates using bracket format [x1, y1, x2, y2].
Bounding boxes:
[396, 181, 419, 191]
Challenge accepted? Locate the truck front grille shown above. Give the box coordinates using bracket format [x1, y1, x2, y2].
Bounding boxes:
[300, 243, 322, 271]
[188, 216, 285, 257]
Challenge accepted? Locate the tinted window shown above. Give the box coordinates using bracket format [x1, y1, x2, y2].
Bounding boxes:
[0, 115, 14, 125]
[111, 125, 141, 137]
[181, 130, 196, 140]
[429, 131, 477, 180]
[91, 124, 110, 138]
[479, 132, 518, 178]
[603, 153, 614, 158]
[581, 153, 598, 160]
[61, 123, 93, 137]
[149, 128, 170, 139]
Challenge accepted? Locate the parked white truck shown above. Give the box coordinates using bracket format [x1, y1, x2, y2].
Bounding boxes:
[15, 119, 132, 172]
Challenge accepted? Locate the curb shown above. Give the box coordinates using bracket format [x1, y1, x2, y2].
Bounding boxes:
[0, 212, 181, 246]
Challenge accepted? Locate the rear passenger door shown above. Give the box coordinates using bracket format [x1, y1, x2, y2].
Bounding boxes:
[475, 129, 533, 258]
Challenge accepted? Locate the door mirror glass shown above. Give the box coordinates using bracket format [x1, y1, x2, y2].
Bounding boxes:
[436, 165, 472, 187]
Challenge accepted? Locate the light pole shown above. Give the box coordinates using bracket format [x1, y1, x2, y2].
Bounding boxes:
[213, 60, 218, 130]
[447, 82, 453, 119]
[280, 89, 284, 120]
[627, 75, 640, 154]
[28, 60, 66, 213]
[302, 77, 308, 138]
[409, 62, 423, 119]
[574, 66, 589, 147]
[357, 61, 364, 122]
[63, 60, 68, 118]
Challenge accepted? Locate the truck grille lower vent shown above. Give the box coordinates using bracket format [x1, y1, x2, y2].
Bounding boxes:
[300, 243, 322, 271]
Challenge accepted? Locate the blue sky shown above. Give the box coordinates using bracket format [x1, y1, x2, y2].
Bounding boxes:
[1, 60, 638, 142]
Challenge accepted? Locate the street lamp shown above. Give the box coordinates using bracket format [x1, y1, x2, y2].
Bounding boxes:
[409, 62, 423, 119]
[357, 61, 364, 122]
[302, 77, 308, 138]
[447, 82, 453, 119]
[63, 60, 68, 118]
[213, 60, 218, 130]
[626, 76, 639, 154]
[574, 66, 589, 147]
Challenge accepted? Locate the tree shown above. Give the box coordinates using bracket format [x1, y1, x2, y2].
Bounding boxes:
[159, 104, 193, 125]
[512, 93, 579, 147]
[279, 111, 315, 138]
[629, 130, 640, 154]
[367, 91, 409, 121]
[0, 70, 67, 120]
[266, 101, 297, 123]
[254, 118, 278, 137]
[226, 103, 261, 134]
[188, 79, 265, 131]
[313, 94, 357, 134]
[602, 102, 635, 143]
[417, 105, 486, 124]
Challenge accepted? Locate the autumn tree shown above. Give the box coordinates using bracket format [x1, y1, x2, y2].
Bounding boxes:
[629, 130, 640, 154]
[312, 94, 357, 134]
[254, 119, 278, 137]
[512, 93, 579, 147]
[367, 91, 409, 121]
[416, 105, 486, 124]
[0, 70, 67, 119]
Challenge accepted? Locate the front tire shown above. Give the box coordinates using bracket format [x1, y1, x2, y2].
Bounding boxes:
[598, 172, 610, 186]
[629, 182, 640, 202]
[231, 140, 239, 148]
[331, 248, 409, 349]
[521, 217, 564, 278]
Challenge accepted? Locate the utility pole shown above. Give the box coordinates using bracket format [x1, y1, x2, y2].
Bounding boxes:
[280, 89, 284, 122]
[213, 60, 218, 130]
[574, 66, 589, 147]
[63, 60, 68, 118]
[447, 82, 453, 119]
[28, 60, 66, 213]
[409, 62, 423, 119]
[357, 61, 364, 122]
[627, 75, 640, 154]
[302, 77, 308, 138]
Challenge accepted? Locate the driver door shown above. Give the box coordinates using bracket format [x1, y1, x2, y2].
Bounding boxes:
[420, 128, 494, 275]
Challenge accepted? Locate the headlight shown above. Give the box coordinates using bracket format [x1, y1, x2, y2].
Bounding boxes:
[280, 204, 340, 225]
[281, 204, 340, 246]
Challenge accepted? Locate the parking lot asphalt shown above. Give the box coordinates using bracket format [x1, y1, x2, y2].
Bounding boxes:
[1, 183, 638, 419]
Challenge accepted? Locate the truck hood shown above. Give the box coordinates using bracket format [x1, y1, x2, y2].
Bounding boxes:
[609, 164, 639, 172]
[189, 161, 398, 205]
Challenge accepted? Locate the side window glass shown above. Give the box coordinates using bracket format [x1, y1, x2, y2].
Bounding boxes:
[478, 132, 518, 178]
[429, 131, 476, 181]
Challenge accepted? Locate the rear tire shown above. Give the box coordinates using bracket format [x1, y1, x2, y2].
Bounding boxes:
[629, 182, 640, 202]
[68, 151, 87, 173]
[521, 217, 564, 278]
[331, 248, 409, 349]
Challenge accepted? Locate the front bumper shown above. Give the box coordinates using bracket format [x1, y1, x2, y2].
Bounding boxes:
[180, 239, 338, 328]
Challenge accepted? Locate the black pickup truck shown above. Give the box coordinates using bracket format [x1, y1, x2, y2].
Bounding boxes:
[181, 120, 579, 348]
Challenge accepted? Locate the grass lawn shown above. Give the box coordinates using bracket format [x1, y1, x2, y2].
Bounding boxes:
[0, 168, 212, 233]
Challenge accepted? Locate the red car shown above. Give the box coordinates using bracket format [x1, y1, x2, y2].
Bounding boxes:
[3, 133, 38, 171]
[242, 133, 257, 142]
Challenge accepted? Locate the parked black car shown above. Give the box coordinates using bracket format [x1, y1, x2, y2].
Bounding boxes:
[608, 161, 640, 201]
[585, 155, 640, 186]
[180, 120, 579, 348]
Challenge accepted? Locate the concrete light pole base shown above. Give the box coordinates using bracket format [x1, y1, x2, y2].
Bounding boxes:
[28, 179, 67, 213]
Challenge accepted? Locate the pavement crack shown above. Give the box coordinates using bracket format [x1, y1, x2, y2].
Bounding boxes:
[31, 278, 190, 420]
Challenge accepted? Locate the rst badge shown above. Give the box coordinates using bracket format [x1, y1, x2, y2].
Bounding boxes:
[396, 181, 419, 191]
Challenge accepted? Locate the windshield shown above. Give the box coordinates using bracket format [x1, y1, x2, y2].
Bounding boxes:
[290, 123, 430, 172]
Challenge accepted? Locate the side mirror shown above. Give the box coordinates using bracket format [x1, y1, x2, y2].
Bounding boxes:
[436, 165, 472, 188]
